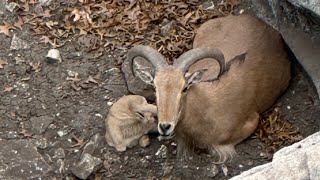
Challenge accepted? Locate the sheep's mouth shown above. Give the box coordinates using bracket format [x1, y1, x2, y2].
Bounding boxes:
[158, 133, 175, 141]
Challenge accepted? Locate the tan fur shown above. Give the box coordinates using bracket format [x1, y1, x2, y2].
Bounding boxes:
[154, 15, 291, 163]
[105, 95, 157, 151]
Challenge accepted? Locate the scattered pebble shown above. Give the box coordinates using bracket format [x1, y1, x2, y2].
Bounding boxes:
[221, 164, 228, 176]
[239, 9, 245, 14]
[71, 153, 102, 179]
[107, 102, 113, 106]
[10, 34, 30, 50]
[287, 106, 291, 110]
[7, 131, 18, 139]
[5, 2, 18, 12]
[95, 113, 102, 118]
[162, 162, 173, 175]
[155, 145, 168, 158]
[57, 130, 66, 137]
[247, 160, 254, 166]
[46, 49, 62, 63]
[145, 155, 152, 160]
[53, 148, 65, 159]
[207, 164, 219, 178]
[56, 159, 65, 174]
[39, 0, 53, 6]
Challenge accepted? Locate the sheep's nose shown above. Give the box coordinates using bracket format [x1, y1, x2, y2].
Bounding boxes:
[159, 123, 171, 133]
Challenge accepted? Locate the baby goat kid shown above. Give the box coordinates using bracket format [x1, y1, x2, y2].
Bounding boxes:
[105, 95, 157, 152]
[126, 15, 291, 163]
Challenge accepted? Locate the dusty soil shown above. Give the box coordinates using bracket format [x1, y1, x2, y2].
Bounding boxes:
[0, 0, 319, 179]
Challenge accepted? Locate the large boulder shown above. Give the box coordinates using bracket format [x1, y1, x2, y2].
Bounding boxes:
[249, 0, 320, 98]
[231, 131, 320, 179]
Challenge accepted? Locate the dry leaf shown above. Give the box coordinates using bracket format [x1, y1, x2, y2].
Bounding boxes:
[0, 22, 15, 36]
[14, 16, 24, 30]
[3, 86, 14, 92]
[0, 59, 8, 68]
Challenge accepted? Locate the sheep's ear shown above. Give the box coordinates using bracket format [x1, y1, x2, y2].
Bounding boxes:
[136, 69, 154, 86]
[184, 69, 208, 90]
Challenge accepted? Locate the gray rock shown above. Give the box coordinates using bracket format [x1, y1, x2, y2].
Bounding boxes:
[0, 139, 51, 179]
[0, 1, 6, 15]
[39, 0, 53, 6]
[30, 116, 54, 134]
[5, 2, 17, 12]
[10, 34, 30, 50]
[104, 68, 129, 98]
[81, 133, 102, 158]
[249, 0, 320, 98]
[231, 132, 320, 180]
[71, 153, 102, 179]
[288, 0, 320, 17]
[121, 56, 156, 101]
[53, 148, 65, 159]
[155, 145, 168, 158]
[207, 164, 219, 178]
[162, 162, 173, 176]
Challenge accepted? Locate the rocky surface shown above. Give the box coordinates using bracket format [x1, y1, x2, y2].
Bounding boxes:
[0, 139, 52, 179]
[288, 0, 320, 16]
[248, 0, 320, 97]
[121, 56, 155, 101]
[231, 131, 320, 180]
[0, 0, 319, 179]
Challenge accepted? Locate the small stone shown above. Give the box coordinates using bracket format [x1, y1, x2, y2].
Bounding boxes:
[14, 81, 29, 91]
[162, 162, 173, 176]
[71, 153, 102, 179]
[53, 148, 65, 159]
[30, 116, 54, 134]
[145, 155, 152, 160]
[80, 134, 102, 158]
[239, 164, 243, 168]
[5, 2, 18, 12]
[57, 130, 66, 137]
[35, 137, 48, 149]
[140, 157, 149, 168]
[124, 156, 129, 161]
[105, 68, 120, 75]
[139, 135, 150, 148]
[220, 164, 228, 176]
[239, 9, 245, 14]
[56, 159, 65, 174]
[155, 145, 168, 158]
[247, 160, 254, 166]
[7, 131, 18, 139]
[46, 49, 62, 63]
[107, 102, 113, 106]
[10, 34, 30, 50]
[39, 0, 53, 6]
[0, 1, 5, 15]
[287, 106, 291, 110]
[207, 164, 219, 178]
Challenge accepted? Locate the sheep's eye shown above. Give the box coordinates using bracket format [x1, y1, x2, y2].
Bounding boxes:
[136, 112, 144, 118]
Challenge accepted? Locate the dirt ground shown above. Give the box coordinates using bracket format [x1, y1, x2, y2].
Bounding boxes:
[0, 0, 319, 179]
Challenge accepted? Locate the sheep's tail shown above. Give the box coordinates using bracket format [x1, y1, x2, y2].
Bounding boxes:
[210, 144, 236, 164]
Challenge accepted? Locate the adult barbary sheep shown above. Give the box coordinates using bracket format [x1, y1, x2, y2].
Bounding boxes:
[105, 95, 157, 152]
[126, 14, 291, 162]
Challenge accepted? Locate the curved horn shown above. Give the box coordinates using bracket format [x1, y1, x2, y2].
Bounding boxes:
[173, 48, 226, 77]
[127, 45, 168, 76]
